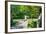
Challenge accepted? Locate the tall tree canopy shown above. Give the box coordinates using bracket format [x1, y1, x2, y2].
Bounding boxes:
[11, 5, 42, 19]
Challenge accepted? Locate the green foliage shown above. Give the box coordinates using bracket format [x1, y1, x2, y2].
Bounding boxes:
[10, 5, 42, 28]
[28, 19, 37, 28]
[11, 5, 41, 19]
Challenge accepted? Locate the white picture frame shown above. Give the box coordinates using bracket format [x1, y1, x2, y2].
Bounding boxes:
[5, 1, 45, 33]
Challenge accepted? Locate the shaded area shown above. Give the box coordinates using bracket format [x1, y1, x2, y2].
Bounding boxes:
[10, 5, 42, 28]
[11, 5, 41, 19]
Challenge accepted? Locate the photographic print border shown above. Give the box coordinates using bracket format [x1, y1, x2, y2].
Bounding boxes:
[5, 1, 45, 33]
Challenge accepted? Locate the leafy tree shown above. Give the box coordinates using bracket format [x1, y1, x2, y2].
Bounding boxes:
[10, 5, 42, 28]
